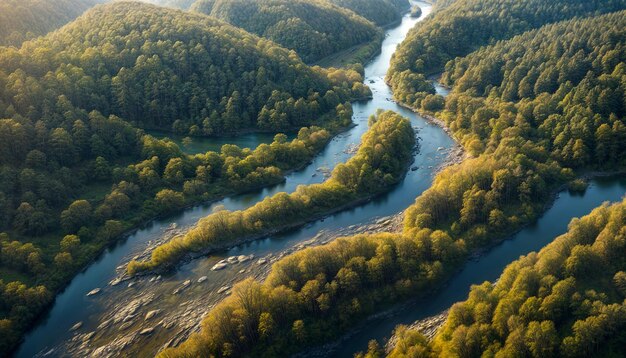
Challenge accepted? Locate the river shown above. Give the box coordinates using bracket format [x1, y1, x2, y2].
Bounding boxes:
[331, 175, 626, 357]
[17, 2, 453, 357]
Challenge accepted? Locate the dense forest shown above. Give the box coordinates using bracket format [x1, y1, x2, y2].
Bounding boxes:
[326, 0, 406, 26]
[0, 0, 103, 46]
[139, 0, 196, 9]
[0, 1, 368, 135]
[0, 1, 371, 352]
[128, 110, 415, 274]
[160, 7, 626, 357]
[389, 199, 626, 357]
[190, 0, 382, 63]
[387, 0, 626, 110]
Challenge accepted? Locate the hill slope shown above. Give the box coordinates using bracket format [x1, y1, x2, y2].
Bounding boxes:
[326, 0, 406, 26]
[0, 1, 364, 135]
[387, 0, 626, 110]
[0, 0, 104, 46]
[191, 0, 381, 63]
[138, 0, 196, 9]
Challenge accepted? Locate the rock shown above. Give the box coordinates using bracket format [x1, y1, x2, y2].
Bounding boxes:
[123, 314, 137, 322]
[86, 288, 101, 296]
[174, 280, 192, 294]
[97, 319, 112, 330]
[119, 321, 133, 330]
[70, 322, 83, 331]
[83, 332, 95, 342]
[217, 286, 230, 294]
[257, 258, 268, 265]
[211, 262, 227, 271]
[145, 310, 161, 320]
[197, 276, 208, 283]
[140, 327, 155, 335]
[411, 166, 418, 171]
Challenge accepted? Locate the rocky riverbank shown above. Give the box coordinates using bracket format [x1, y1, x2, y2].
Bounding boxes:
[385, 310, 449, 352]
[57, 214, 403, 357]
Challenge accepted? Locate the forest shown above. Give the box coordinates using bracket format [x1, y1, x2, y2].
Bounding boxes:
[1, 0, 625, 356]
[387, 0, 626, 111]
[160, 7, 626, 358]
[0, 0, 103, 46]
[190, 0, 382, 63]
[326, 0, 405, 27]
[128, 110, 415, 274]
[389, 199, 626, 357]
[0, 1, 372, 352]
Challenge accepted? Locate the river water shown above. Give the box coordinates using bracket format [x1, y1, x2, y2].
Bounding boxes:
[18, 2, 453, 357]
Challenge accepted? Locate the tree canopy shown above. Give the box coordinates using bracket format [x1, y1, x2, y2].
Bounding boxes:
[387, 0, 626, 109]
[391, 199, 626, 357]
[0, 0, 104, 46]
[326, 0, 408, 26]
[191, 0, 381, 63]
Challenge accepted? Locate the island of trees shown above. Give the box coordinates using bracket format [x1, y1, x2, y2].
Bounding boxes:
[128, 110, 416, 274]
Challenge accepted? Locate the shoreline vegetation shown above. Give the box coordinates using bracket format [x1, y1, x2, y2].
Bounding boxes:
[127, 110, 416, 275]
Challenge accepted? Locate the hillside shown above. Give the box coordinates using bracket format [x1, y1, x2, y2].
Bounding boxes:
[387, 0, 626, 110]
[139, 0, 196, 9]
[1, 1, 364, 135]
[191, 0, 381, 63]
[327, 0, 407, 26]
[0, 0, 104, 46]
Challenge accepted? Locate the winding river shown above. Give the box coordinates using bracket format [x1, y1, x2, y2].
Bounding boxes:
[18, 2, 454, 357]
[17, 2, 626, 357]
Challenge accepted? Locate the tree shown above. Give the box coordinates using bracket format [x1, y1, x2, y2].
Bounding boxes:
[60, 200, 92, 233]
[60, 235, 81, 254]
[155, 189, 185, 212]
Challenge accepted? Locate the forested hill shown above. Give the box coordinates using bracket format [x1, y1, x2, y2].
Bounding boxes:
[190, 0, 381, 63]
[0, 1, 366, 135]
[0, 0, 104, 46]
[326, 0, 408, 26]
[139, 0, 196, 9]
[387, 0, 626, 110]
